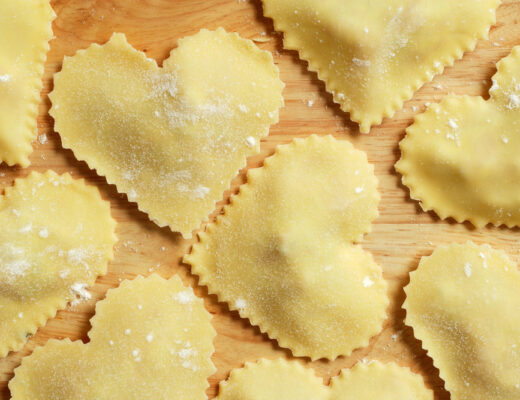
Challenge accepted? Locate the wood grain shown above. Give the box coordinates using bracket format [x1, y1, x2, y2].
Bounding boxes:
[1, 0, 520, 398]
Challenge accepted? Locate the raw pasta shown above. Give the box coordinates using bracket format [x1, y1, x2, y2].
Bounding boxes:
[0, 0, 55, 166]
[50, 29, 284, 238]
[262, 0, 499, 133]
[397, 47, 520, 228]
[186, 135, 387, 360]
[9, 275, 216, 400]
[0, 171, 116, 357]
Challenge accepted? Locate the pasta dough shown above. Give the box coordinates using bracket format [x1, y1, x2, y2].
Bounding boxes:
[49, 29, 284, 238]
[404, 242, 520, 400]
[329, 361, 433, 400]
[9, 274, 216, 400]
[185, 135, 387, 360]
[216, 359, 433, 400]
[217, 359, 327, 400]
[0, 171, 116, 357]
[397, 47, 520, 228]
[0, 0, 55, 166]
[262, 0, 499, 133]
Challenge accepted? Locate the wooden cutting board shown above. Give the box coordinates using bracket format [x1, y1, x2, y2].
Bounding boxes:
[1, 0, 520, 398]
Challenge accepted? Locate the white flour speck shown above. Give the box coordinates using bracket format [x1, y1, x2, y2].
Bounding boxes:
[0, 74, 11, 82]
[67, 248, 92, 268]
[70, 283, 91, 305]
[355, 186, 364, 194]
[1, 244, 31, 281]
[352, 57, 371, 67]
[178, 343, 199, 371]
[128, 189, 137, 201]
[192, 185, 210, 200]
[245, 136, 256, 147]
[363, 276, 374, 288]
[19, 223, 32, 233]
[179, 347, 194, 359]
[146, 333, 154, 343]
[238, 104, 249, 113]
[38, 134, 48, 144]
[464, 262, 472, 278]
[174, 290, 195, 304]
[122, 171, 134, 181]
[508, 93, 520, 110]
[38, 228, 49, 238]
[235, 298, 247, 309]
[478, 252, 488, 269]
[447, 119, 458, 129]
[59, 269, 70, 279]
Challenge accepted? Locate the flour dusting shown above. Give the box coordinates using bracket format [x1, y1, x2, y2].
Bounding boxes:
[70, 282, 91, 306]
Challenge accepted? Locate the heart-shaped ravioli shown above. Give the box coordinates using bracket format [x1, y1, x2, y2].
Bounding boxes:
[49, 29, 284, 238]
[185, 135, 387, 360]
[329, 361, 433, 400]
[262, 0, 499, 133]
[397, 47, 520, 228]
[9, 274, 216, 400]
[218, 359, 327, 400]
[0, 0, 55, 166]
[404, 242, 520, 400]
[0, 171, 116, 357]
[216, 359, 433, 400]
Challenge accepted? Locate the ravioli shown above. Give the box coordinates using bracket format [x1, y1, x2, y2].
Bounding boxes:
[0, 171, 116, 357]
[9, 274, 216, 400]
[0, 0, 55, 166]
[185, 135, 387, 360]
[397, 47, 520, 228]
[216, 359, 433, 400]
[217, 359, 327, 400]
[404, 242, 520, 400]
[329, 361, 433, 400]
[50, 29, 284, 238]
[262, 0, 499, 133]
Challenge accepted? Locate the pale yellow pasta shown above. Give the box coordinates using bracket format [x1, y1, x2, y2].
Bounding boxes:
[217, 359, 327, 400]
[0, 171, 116, 357]
[50, 29, 284, 238]
[397, 47, 520, 228]
[186, 135, 387, 360]
[329, 361, 433, 400]
[0, 0, 55, 166]
[9, 274, 216, 400]
[405, 242, 520, 400]
[216, 359, 432, 400]
[262, 0, 499, 133]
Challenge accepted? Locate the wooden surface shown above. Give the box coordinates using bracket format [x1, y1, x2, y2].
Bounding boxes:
[1, 0, 520, 398]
